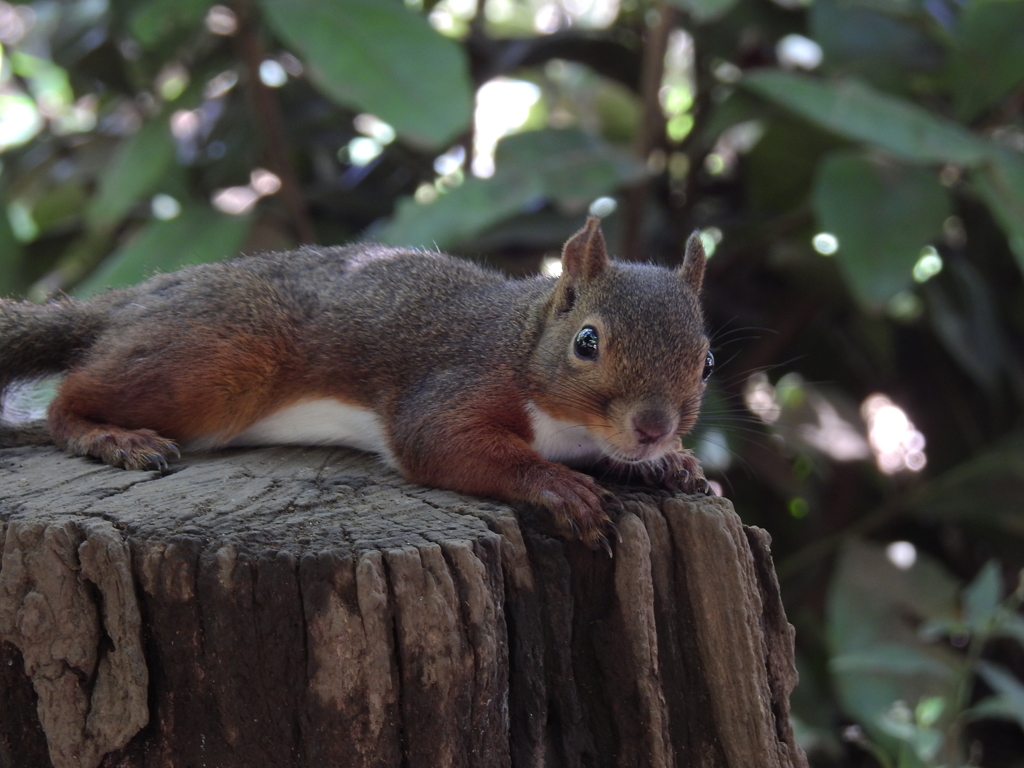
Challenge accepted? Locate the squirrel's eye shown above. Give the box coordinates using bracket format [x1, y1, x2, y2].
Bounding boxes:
[702, 351, 715, 381]
[574, 326, 599, 360]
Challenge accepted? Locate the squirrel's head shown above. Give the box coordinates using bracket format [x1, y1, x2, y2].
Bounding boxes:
[530, 216, 711, 464]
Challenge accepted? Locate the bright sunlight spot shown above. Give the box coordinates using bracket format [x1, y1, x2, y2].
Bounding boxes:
[541, 256, 563, 277]
[205, 5, 237, 35]
[204, 70, 238, 100]
[861, 394, 927, 474]
[348, 136, 383, 167]
[259, 59, 287, 88]
[886, 541, 917, 570]
[0, 93, 42, 150]
[589, 196, 616, 217]
[212, 168, 281, 215]
[212, 186, 259, 215]
[354, 114, 396, 145]
[151, 194, 181, 220]
[170, 109, 200, 140]
[813, 232, 839, 255]
[250, 169, 281, 196]
[472, 78, 541, 178]
[744, 373, 781, 423]
[912, 246, 943, 283]
[429, 0, 477, 37]
[699, 228, 721, 257]
[434, 145, 465, 176]
[776, 34, 823, 70]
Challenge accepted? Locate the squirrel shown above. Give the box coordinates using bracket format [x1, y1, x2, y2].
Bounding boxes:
[0, 216, 713, 553]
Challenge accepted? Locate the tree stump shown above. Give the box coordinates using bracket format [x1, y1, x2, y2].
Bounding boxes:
[0, 442, 807, 768]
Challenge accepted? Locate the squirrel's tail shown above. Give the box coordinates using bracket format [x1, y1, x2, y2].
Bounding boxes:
[0, 298, 106, 417]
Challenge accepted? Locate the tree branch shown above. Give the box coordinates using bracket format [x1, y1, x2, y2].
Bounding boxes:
[232, 0, 317, 245]
[622, 3, 676, 262]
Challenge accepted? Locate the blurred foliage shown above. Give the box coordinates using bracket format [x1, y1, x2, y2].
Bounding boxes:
[0, 0, 1023, 765]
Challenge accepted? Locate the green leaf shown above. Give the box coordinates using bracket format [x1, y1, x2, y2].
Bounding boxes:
[664, 0, 739, 24]
[877, 698, 944, 763]
[380, 176, 540, 252]
[969, 694, 1024, 731]
[813, 151, 950, 309]
[923, 259, 1011, 392]
[970, 662, 1024, 730]
[915, 696, 945, 728]
[495, 128, 644, 209]
[260, 0, 472, 148]
[963, 560, 1003, 632]
[948, 0, 1024, 122]
[746, 116, 847, 215]
[130, 0, 213, 49]
[743, 71, 988, 166]
[972, 146, 1024, 277]
[830, 645, 957, 678]
[85, 117, 177, 234]
[827, 540, 962, 750]
[991, 612, 1024, 648]
[377, 128, 644, 249]
[75, 205, 250, 298]
[809, 0, 944, 92]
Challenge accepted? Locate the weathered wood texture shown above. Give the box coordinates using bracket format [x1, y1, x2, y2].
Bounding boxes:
[0, 443, 808, 768]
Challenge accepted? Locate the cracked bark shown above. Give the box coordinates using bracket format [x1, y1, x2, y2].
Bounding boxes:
[0, 442, 807, 768]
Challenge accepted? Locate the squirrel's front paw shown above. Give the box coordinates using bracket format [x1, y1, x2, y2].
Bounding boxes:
[534, 468, 622, 555]
[634, 448, 712, 496]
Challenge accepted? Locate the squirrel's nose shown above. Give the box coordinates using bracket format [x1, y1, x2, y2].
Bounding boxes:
[632, 409, 674, 446]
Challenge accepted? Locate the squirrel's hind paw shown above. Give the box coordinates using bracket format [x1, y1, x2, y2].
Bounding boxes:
[66, 426, 180, 472]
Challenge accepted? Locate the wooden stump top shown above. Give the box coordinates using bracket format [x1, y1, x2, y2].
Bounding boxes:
[0, 442, 808, 768]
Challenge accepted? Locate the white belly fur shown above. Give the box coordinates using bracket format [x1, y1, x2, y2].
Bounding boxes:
[228, 398, 397, 466]
[527, 401, 605, 466]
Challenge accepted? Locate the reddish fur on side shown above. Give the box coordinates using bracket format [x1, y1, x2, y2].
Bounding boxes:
[49, 328, 307, 468]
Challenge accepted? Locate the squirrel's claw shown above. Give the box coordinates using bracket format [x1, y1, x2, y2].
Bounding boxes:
[144, 453, 169, 473]
[596, 534, 613, 558]
[605, 518, 623, 544]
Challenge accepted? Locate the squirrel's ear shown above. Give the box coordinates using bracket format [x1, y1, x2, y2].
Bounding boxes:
[679, 231, 706, 293]
[560, 216, 609, 283]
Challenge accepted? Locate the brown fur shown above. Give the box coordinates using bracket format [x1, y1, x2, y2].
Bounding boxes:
[0, 218, 711, 551]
